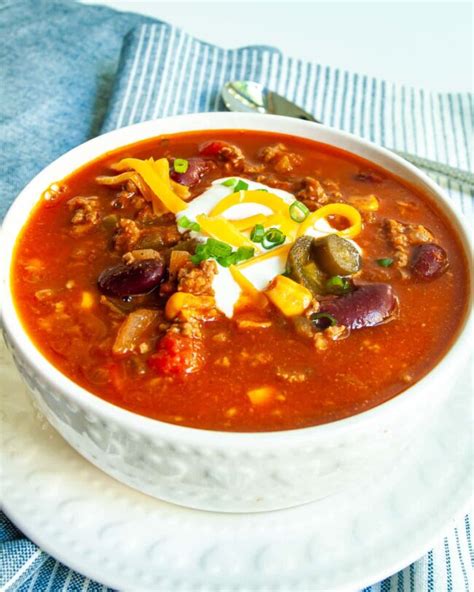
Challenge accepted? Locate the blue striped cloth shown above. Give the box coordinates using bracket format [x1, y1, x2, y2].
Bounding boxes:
[1, 2, 473, 591]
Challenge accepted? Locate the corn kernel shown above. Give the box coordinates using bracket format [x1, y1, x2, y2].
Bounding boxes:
[225, 407, 238, 418]
[348, 194, 379, 212]
[265, 275, 312, 316]
[81, 291, 94, 309]
[165, 292, 216, 321]
[247, 386, 276, 405]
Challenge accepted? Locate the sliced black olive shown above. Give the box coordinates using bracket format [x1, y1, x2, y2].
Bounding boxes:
[311, 234, 361, 276]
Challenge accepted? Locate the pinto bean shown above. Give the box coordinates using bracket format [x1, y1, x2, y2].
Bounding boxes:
[319, 283, 398, 330]
[97, 259, 164, 297]
[411, 243, 449, 281]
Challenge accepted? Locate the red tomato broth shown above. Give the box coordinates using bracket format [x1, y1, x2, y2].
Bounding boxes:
[11, 130, 470, 431]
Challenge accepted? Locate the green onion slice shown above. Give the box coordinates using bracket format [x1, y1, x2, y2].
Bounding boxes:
[190, 243, 208, 265]
[289, 200, 310, 223]
[325, 276, 352, 295]
[174, 158, 189, 174]
[234, 180, 249, 192]
[178, 215, 200, 232]
[217, 246, 255, 267]
[376, 257, 394, 267]
[250, 224, 265, 243]
[235, 245, 255, 261]
[221, 178, 236, 187]
[207, 238, 232, 258]
[190, 240, 254, 267]
[262, 227, 286, 249]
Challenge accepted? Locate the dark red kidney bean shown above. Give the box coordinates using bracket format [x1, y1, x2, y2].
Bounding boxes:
[319, 283, 398, 330]
[198, 140, 228, 157]
[411, 243, 449, 281]
[97, 259, 164, 297]
[170, 157, 209, 187]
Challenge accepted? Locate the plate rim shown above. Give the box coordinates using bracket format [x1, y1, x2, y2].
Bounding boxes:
[1, 350, 472, 592]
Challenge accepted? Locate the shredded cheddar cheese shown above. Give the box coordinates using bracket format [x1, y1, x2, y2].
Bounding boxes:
[196, 214, 255, 248]
[231, 213, 269, 231]
[229, 265, 268, 309]
[117, 157, 188, 214]
[211, 189, 289, 216]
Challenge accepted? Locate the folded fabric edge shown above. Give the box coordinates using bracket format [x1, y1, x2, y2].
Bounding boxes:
[100, 22, 282, 134]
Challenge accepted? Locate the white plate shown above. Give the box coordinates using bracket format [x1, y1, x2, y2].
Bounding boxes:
[1, 339, 472, 592]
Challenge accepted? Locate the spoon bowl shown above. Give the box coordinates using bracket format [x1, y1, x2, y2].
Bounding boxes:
[222, 80, 318, 122]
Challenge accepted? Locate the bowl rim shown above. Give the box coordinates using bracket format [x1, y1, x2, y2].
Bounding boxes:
[1, 111, 472, 447]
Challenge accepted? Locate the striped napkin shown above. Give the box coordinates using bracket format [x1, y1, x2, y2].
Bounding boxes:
[1, 3, 473, 591]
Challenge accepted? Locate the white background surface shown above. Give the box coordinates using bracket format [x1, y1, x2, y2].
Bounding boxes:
[81, 0, 473, 92]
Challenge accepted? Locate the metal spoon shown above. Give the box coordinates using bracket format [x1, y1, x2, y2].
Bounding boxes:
[222, 80, 474, 187]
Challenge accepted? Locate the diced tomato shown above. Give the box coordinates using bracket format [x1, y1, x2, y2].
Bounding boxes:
[148, 333, 204, 375]
[198, 140, 229, 157]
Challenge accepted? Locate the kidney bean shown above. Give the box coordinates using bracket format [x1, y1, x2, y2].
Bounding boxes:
[411, 243, 449, 281]
[170, 157, 209, 187]
[319, 283, 398, 330]
[97, 259, 164, 297]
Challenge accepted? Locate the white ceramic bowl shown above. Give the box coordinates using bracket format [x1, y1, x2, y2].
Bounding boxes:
[1, 113, 472, 512]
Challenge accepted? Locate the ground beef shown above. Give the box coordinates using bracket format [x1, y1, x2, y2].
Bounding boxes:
[177, 260, 217, 296]
[275, 367, 309, 383]
[122, 249, 161, 264]
[113, 215, 181, 253]
[242, 162, 265, 175]
[297, 177, 330, 207]
[167, 316, 203, 340]
[385, 219, 435, 269]
[296, 177, 343, 210]
[254, 174, 293, 192]
[137, 224, 181, 249]
[325, 325, 349, 341]
[152, 260, 219, 374]
[406, 224, 435, 244]
[111, 180, 147, 210]
[260, 143, 303, 173]
[205, 142, 247, 173]
[67, 196, 100, 236]
[113, 218, 141, 252]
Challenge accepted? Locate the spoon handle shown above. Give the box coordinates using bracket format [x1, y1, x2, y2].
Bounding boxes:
[223, 83, 474, 187]
[265, 91, 474, 186]
[391, 150, 474, 187]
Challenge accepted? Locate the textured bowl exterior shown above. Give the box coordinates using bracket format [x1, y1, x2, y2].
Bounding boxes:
[1, 113, 471, 512]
